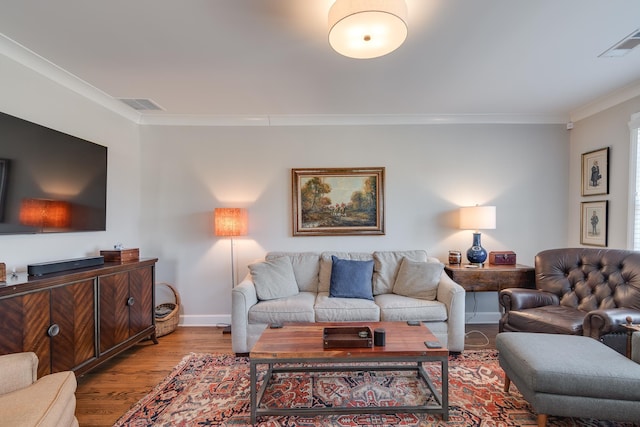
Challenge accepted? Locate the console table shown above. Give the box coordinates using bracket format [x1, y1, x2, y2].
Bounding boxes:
[0, 258, 158, 377]
[444, 263, 535, 292]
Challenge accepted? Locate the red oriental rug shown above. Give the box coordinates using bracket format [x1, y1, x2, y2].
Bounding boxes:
[113, 351, 635, 427]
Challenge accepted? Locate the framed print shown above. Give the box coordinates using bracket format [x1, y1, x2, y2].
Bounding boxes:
[0, 159, 8, 222]
[581, 147, 609, 196]
[292, 167, 385, 236]
[581, 200, 608, 247]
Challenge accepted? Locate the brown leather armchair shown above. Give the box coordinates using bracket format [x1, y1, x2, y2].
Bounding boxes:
[499, 248, 640, 340]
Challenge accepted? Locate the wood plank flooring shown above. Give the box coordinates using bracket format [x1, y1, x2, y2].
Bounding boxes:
[75, 323, 498, 427]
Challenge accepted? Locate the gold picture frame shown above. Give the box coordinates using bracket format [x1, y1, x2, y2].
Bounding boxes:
[292, 167, 385, 236]
[0, 159, 8, 222]
[581, 147, 609, 196]
[580, 200, 608, 247]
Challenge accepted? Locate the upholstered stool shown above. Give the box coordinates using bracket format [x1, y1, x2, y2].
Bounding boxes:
[496, 332, 640, 427]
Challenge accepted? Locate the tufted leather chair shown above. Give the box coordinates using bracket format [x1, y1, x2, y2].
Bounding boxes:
[499, 248, 640, 340]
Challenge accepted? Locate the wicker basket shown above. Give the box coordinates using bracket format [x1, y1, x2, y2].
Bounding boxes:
[155, 283, 180, 337]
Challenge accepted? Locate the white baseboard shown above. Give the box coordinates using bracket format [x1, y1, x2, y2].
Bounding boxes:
[179, 314, 230, 327]
[464, 311, 500, 324]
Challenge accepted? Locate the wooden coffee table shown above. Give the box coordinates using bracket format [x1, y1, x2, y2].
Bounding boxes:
[249, 321, 449, 423]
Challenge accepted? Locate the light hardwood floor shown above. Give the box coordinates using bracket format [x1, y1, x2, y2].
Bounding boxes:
[75, 324, 498, 427]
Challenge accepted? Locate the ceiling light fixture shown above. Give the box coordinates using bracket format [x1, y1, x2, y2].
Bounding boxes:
[328, 0, 408, 59]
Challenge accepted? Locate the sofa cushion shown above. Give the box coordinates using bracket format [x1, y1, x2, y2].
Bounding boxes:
[315, 292, 380, 321]
[375, 293, 448, 322]
[266, 252, 320, 293]
[248, 291, 316, 324]
[506, 305, 585, 334]
[372, 250, 428, 295]
[249, 256, 299, 301]
[319, 252, 373, 293]
[392, 258, 443, 300]
[329, 256, 374, 300]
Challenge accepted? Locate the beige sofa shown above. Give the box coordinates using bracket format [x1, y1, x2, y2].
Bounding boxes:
[0, 352, 78, 427]
[232, 250, 466, 354]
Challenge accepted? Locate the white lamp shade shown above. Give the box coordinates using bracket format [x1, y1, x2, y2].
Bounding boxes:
[328, 0, 408, 59]
[459, 206, 496, 230]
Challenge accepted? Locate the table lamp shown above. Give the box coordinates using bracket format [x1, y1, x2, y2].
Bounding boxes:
[459, 205, 496, 265]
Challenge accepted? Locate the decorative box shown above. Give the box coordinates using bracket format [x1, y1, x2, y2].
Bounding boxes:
[100, 248, 140, 263]
[0, 263, 5, 282]
[489, 251, 516, 265]
[323, 326, 373, 349]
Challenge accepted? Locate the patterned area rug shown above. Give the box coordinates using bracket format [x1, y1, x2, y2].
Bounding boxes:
[113, 351, 634, 427]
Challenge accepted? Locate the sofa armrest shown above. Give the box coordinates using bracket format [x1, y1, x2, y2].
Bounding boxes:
[498, 288, 559, 313]
[231, 276, 259, 353]
[583, 308, 640, 339]
[0, 352, 38, 395]
[436, 272, 466, 352]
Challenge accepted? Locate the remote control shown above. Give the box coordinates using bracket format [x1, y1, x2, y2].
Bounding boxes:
[424, 341, 442, 348]
[407, 320, 421, 326]
[270, 323, 283, 329]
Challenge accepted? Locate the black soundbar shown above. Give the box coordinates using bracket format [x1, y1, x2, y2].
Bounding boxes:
[28, 256, 105, 276]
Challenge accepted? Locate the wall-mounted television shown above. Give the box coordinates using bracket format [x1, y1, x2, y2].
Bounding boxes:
[0, 111, 107, 234]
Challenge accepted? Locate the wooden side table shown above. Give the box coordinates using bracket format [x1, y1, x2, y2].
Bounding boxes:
[444, 263, 535, 293]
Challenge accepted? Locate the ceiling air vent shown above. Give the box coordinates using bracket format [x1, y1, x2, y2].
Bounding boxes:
[599, 28, 640, 57]
[118, 98, 164, 111]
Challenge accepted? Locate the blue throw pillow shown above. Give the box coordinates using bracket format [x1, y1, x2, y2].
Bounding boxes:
[329, 256, 374, 300]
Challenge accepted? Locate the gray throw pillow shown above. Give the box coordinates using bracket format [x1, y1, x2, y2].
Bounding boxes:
[249, 256, 299, 301]
[392, 258, 443, 300]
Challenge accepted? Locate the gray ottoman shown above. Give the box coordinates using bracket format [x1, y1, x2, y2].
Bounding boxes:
[496, 332, 640, 426]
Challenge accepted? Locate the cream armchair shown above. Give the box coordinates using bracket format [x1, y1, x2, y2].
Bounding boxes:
[0, 352, 78, 427]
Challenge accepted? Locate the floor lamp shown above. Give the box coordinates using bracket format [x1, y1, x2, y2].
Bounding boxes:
[214, 208, 248, 334]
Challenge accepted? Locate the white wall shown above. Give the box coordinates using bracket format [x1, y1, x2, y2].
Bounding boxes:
[0, 53, 142, 270]
[140, 123, 569, 325]
[0, 48, 574, 327]
[569, 95, 640, 248]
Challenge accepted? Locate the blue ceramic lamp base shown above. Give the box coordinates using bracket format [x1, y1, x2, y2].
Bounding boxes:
[466, 232, 487, 265]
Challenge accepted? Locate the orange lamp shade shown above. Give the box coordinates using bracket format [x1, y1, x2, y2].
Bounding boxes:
[20, 198, 71, 229]
[214, 208, 248, 237]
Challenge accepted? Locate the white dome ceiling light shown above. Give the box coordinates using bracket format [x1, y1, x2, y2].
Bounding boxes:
[328, 0, 408, 59]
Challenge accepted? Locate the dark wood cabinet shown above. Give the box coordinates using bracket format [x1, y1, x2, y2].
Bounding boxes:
[51, 279, 96, 375]
[99, 265, 154, 355]
[0, 290, 51, 378]
[0, 259, 157, 377]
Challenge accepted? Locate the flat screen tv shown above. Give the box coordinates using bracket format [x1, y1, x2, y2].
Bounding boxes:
[0, 111, 107, 234]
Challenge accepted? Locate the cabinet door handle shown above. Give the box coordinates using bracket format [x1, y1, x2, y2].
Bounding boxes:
[47, 324, 60, 337]
[127, 296, 135, 306]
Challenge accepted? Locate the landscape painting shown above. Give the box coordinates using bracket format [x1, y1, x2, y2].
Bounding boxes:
[292, 167, 385, 236]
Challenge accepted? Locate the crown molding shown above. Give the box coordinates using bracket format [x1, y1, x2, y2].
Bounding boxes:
[140, 113, 568, 127]
[570, 79, 640, 123]
[138, 115, 271, 126]
[0, 33, 140, 123]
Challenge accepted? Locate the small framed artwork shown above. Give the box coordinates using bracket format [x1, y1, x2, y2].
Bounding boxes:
[0, 159, 8, 222]
[580, 200, 608, 247]
[292, 167, 385, 236]
[581, 147, 609, 196]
